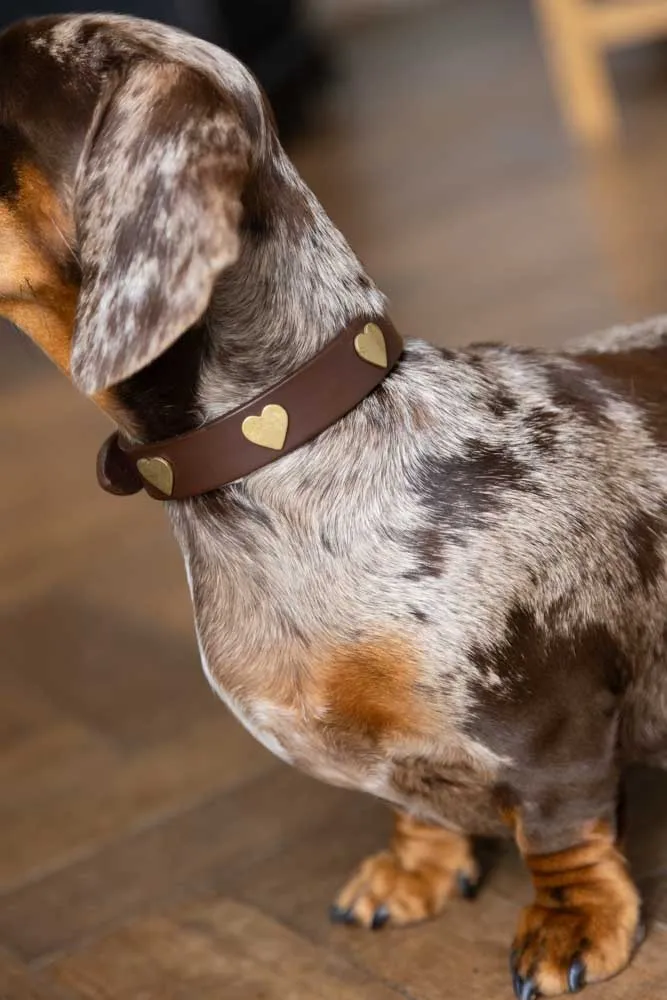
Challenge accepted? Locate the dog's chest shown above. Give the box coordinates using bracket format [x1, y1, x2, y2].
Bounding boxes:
[198, 656, 393, 797]
[192, 618, 503, 826]
[178, 516, 505, 820]
[195, 627, 434, 791]
[212, 682, 505, 834]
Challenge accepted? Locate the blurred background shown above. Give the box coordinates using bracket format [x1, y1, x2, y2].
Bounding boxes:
[4, 2, 667, 998]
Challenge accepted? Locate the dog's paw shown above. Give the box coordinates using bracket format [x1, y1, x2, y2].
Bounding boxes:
[510, 888, 642, 998]
[330, 847, 479, 929]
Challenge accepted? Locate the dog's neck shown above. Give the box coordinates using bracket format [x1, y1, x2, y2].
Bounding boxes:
[116, 153, 386, 443]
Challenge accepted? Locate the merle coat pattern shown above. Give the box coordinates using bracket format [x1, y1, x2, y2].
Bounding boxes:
[1, 14, 666, 997]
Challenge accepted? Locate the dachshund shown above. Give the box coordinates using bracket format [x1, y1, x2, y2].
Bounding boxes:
[2, 14, 667, 998]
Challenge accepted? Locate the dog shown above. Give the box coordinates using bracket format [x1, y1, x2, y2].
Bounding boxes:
[2, 14, 667, 998]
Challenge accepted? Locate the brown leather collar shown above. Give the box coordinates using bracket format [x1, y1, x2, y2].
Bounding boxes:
[97, 315, 403, 500]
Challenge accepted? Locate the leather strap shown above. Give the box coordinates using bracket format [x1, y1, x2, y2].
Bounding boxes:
[97, 315, 403, 500]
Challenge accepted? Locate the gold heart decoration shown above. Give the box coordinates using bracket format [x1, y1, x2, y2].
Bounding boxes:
[354, 322, 388, 369]
[137, 456, 174, 497]
[241, 404, 289, 451]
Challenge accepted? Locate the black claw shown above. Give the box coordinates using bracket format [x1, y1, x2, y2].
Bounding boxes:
[329, 904, 356, 926]
[567, 957, 586, 994]
[520, 979, 538, 1000]
[458, 872, 479, 900]
[510, 949, 538, 1000]
[371, 905, 390, 930]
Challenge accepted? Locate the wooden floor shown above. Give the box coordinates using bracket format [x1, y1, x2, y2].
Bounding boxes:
[5, 1, 667, 996]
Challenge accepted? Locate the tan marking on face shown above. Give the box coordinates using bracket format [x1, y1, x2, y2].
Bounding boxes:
[0, 163, 133, 427]
[0, 163, 78, 374]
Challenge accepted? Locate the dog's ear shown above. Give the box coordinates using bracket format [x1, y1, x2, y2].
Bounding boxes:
[70, 62, 250, 395]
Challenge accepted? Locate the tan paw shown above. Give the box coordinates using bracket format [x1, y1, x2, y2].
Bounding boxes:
[330, 846, 480, 929]
[510, 864, 642, 997]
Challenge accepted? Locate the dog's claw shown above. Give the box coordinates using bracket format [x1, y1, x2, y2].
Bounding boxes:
[520, 980, 538, 1000]
[329, 903, 355, 926]
[457, 871, 479, 900]
[510, 952, 537, 1000]
[371, 905, 390, 930]
[567, 958, 586, 993]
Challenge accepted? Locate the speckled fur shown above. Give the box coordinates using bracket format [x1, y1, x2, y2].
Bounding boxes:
[3, 15, 667, 993]
[174, 329, 667, 817]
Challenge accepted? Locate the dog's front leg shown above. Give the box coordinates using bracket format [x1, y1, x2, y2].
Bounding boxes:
[509, 796, 641, 998]
[330, 811, 479, 929]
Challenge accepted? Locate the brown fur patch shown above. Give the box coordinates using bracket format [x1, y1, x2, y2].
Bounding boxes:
[512, 819, 641, 995]
[317, 636, 432, 745]
[580, 347, 667, 443]
[391, 755, 507, 837]
[332, 811, 478, 927]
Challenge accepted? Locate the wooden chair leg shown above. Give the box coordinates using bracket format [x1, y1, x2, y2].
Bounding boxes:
[533, 0, 621, 144]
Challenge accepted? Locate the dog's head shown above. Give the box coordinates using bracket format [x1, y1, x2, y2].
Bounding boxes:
[0, 14, 277, 403]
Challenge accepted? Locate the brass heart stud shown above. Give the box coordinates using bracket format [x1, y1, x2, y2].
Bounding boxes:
[137, 456, 174, 497]
[354, 322, 388, 368]
[241, 404, 289, 451]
